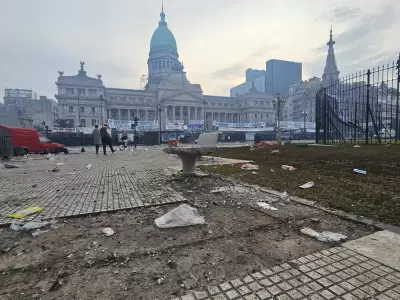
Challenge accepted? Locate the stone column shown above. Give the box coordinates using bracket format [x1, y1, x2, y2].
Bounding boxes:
[194, 107, 198, 121]
[173, 106, 176, 121]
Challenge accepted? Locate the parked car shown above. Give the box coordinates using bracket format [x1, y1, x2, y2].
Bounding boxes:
[0, 125, 68, 155]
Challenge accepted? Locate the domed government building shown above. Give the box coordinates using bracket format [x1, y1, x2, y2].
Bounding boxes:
[55, 5, 275, 137]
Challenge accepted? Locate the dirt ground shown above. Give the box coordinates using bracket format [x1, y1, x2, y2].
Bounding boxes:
[0, 173, 375, 300]
[204, 144, 400, 226]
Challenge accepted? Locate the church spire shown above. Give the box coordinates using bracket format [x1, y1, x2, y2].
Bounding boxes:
[159, 0, 166, 24]
[322, 26, 340, 86]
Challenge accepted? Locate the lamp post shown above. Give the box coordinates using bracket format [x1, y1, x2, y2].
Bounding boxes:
[157, 104, 163, 145]
[272, 93, 285, 143]
[77, 90, 85, 152]
[302, 111, 308, 138]
[100, 95, 103, 124]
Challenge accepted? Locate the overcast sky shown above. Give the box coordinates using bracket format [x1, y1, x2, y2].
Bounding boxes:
[0, 0, 399, 99]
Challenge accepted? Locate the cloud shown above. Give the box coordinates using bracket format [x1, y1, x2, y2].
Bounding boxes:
[314, 6, 362, 24]
[212, 45, 280, 80]
[306, 1, 399, 80]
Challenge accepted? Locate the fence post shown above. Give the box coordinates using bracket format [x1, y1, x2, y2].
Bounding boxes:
[396, 53, 400, 142]
[315, 90, 320, 144]
[365, 70, 371, 144]
[323, 89, 327, 144]
[354, 101, 358, 143]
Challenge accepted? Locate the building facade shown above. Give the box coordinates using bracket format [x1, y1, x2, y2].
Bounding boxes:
[55, 7, 275, 131]
[230, 60, 302, 97]
[2, 88, 58, 128]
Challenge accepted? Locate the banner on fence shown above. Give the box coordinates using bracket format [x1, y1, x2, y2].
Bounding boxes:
[213, 121, 266, 128]
[52, 127, 77, 133]
[107, 119, 158, 131]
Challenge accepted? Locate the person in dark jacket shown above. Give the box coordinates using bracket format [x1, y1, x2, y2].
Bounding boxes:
[99, 123, 115, 155]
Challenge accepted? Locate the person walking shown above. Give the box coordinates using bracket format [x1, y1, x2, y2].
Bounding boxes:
[100, 123, 115, 155]
[92, 125, 101, 154]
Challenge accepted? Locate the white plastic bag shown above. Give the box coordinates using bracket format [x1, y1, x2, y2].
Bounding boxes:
[155, 204, 205, 228]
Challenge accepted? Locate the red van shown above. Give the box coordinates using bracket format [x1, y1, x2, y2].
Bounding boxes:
[0, 125, 68, 155]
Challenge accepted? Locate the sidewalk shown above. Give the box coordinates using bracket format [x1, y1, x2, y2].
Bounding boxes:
[174, 230, 400, 300]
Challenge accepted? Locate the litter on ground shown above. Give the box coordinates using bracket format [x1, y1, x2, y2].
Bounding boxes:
[241, 163, 259, 170]
[155, 204, 205, 228]
[300, 181, 314, 189]
[300, 227, 347, 242]
[282, 165, 296, 171]
[256, 202, 278, 211]
[102, 227, 115, 236]
[354, 169, 366, 175]
[8, 207, 44, 219]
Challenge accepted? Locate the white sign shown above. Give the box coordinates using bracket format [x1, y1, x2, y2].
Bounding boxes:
[213, 121, 265, 128]
[165, 124, 183, 130]
[52, 127, 77, 133]
[188, 120, 204, 125]
[168, 120, 184, 125]
[107, 119, 158, 131]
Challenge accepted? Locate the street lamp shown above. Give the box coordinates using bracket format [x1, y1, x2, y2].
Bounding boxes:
[157, 104, 163, 145]
[272, 93, 285, 143]
[77, 89, 85, 152]
[100, 95, 104, 124]
[302, 111, 308, 137]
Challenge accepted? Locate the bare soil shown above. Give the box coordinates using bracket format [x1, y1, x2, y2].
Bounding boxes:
[0, 175, 375, 300]
[205, 144, 400, 226]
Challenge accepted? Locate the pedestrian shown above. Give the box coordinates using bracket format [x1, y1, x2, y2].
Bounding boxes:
[92, 125, 101, 154]
[100, 123, 115, 155]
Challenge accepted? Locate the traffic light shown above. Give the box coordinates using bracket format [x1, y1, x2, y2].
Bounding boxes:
[131, 117, 139, 129]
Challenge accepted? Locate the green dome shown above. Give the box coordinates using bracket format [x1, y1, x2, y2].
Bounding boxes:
[150, 9, 177, 53]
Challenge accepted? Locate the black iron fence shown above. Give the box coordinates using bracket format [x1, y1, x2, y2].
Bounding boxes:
[316, 53, 400, 144]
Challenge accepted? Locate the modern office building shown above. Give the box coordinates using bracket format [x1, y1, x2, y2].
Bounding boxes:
[230, 60, 302, 97]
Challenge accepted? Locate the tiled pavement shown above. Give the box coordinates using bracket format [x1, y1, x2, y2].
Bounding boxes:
[175, 231, 400, 300]
[0, 148, 185, 224]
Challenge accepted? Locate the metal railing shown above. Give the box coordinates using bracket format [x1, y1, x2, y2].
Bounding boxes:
[316, 53, 400, 144]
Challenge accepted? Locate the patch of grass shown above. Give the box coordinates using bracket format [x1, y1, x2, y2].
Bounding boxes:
[201, 144, 400, 225]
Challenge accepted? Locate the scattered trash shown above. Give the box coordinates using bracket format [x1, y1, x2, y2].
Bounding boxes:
[4, 164, 19, 169]
[300, 227, 347, 243]
[281, 191, 290, 202]
[271, 169, 275, 172]
[86, 164, 92, 170]
[300, 181, 314, 189]
[311, 218, 321, 223]
[354, 169, 366, 175]
[55, 163, 64, 166]
[32, 229, 50, 237]
[271, 150, 280, 154]
[10, 220, 49, 231]
[102, 227, 115, 236]
[252, 171, 258, 175]
[256, 202, 278, 210]
[155, 204, 205, 228]
[354, 145, 361, 148]
[8, 207, 44, 219]
[210, 187, 230, 194]
[51, 167, 59, 172]
[282, 165, 296, 171]
[241, 163, 259, 170]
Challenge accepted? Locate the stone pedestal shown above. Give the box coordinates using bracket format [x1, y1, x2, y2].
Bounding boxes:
[164, 147, 216, 175]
